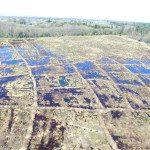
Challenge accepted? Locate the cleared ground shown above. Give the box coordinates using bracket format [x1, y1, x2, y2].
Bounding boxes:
[0, 35, 150, 150]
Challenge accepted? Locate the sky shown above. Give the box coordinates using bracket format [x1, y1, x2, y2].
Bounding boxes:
[0, 0, 150, 23]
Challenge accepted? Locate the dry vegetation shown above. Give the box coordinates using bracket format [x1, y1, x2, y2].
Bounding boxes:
[0, 35, 150, 150]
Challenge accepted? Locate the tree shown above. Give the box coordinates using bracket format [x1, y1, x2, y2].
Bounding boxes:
[19, 18, 26, 25]
[47, 19, 51, 23]
[18, 31, 23, 38]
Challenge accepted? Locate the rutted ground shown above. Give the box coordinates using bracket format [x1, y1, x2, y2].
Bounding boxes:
[0, 36, 150, 150]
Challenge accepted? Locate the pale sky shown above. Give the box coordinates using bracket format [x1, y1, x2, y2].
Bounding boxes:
[0, 0, 150, 22]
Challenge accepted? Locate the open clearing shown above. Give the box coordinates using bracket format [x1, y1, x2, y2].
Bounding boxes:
[0, 35, 150, 150]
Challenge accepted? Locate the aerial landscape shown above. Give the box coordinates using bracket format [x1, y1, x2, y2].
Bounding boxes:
[0, 0, 150, 150]
[0, 33, 150, 150]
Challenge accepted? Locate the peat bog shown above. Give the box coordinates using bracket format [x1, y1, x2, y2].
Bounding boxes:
[0, 36, 150, 149]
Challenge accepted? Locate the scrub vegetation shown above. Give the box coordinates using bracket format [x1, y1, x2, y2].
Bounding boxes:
[0, 16, 150, 43]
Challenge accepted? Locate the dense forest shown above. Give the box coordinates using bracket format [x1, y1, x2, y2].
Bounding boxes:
[0, 16, 150, 43]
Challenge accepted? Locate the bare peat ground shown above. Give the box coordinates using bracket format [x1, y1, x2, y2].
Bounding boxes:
[0, 35, 150, 150]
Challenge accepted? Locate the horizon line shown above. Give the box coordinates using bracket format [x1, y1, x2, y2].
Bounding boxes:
[0, 14, 150, 24]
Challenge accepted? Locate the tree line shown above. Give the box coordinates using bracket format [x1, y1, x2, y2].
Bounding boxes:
[0, 17, 150, 43]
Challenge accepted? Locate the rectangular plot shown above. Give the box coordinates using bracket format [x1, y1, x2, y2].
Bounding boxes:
[0, 52, 14, 61]
[35, 44, 66, 60]
[113, 57, 141, 64]
[0, 64, 28, 77]
[35, 76, 50, 89]
[1, 59, 24, 66]
[119, 85, 150, 110]
[35, 74, 84, 89]
[144, 65, 150, 69]
[0, 108, 13, 149]
[0, 51, 21, 61]
[32, 64, 75, 75]
[109, 72, 143, 86]
[0, 75, 33, 89]
[25, 57, 51, 66]
[75, 61, 108, 79]
[38, 47, 53, 57]
[6, 108, 32, 150]
[10, 42, 26, 50]
[28, 109, 111, 150]
[88, 79, 127, 108]
[9, 39, 25, 45]
[28, 43, 69, 64]
[0, 46, 14, 52]
[102, 111, 150, 150]
[63, 64, 75, 73]
[56, 74, 84, 87]
[48, 64, 75, 74]
[125, 65, 150, 74]
[0, 67, 14, 77]
[0, 89, 34, 106]
[31, 66, 51, 75]
[37, 88, 98, 109]
[140, 58, 150, 65]
[9, 63, 28, 75]
[18, 50, 39, 58]
[0, 107, 11, 127]
[14, 43, 33, 50]
[100, 64, 128, 73]
[97, 57, 117, 64]
[138, 74, 150, 86]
